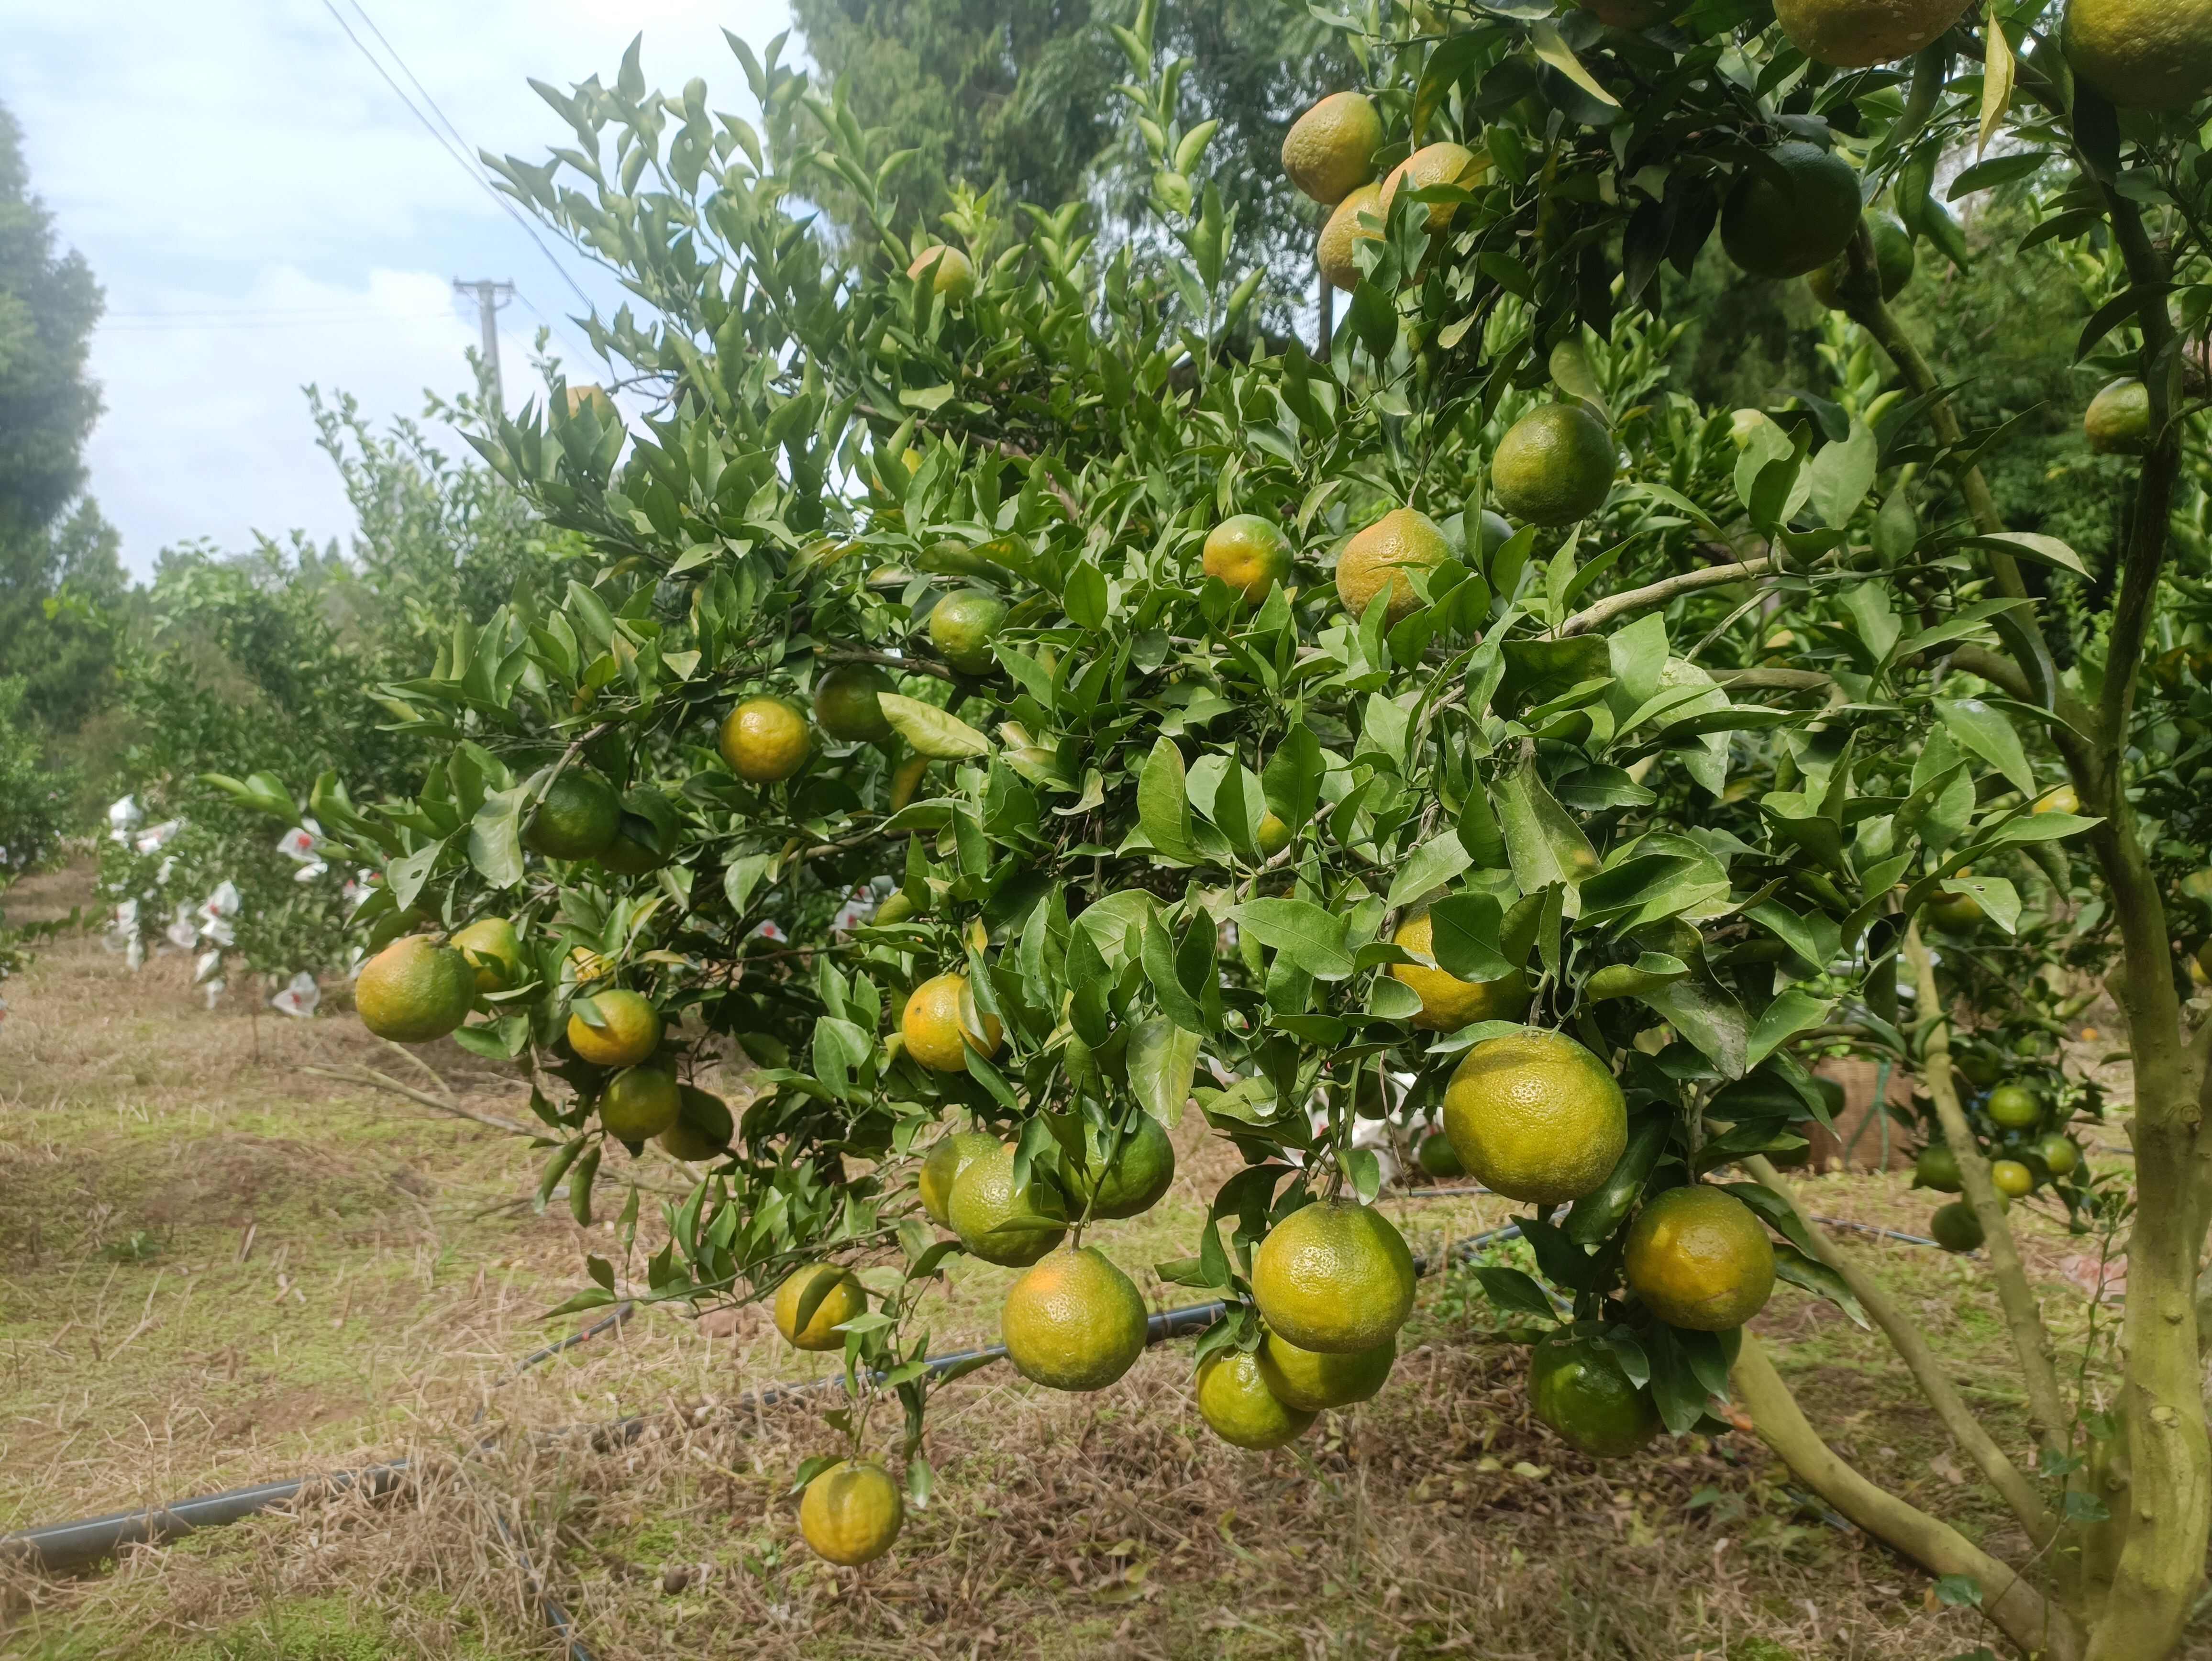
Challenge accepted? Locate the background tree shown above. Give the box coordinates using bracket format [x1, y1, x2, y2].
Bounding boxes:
[0, 98, 122, 738]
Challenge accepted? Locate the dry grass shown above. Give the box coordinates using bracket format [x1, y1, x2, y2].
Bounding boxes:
[0, 862, 2152, 1660]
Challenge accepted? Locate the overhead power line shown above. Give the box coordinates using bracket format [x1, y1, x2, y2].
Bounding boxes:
[316, 0, 606, 369]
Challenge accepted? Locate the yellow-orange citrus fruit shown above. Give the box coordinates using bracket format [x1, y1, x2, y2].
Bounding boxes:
[1391, 912, 1530, 1031]
[2035, 1133, 2081, 1177]
[599, 1066, 681, 1141]
[1623, 1186, 1777, 1331]
[1281, 92, 1383, 205]
[918, 1129, 1000, 1227]
[1775, 0, 1971, 66]
[775, 1264, 869, 1350]
[2063, 0, 2212, 109]
[1318, 181, 1384, 291]
[1195, 1349, 1316, 1449]
[1493, 404, 1618, 527]
[1991, 1158, 2037, 1198]
[901, 972, 1003, 1072]
[449, 917, 523, 994]
[1379, 142, 1485, 233]
[798, 1459, 903, 1565]
[564, 384, 616, 422]
[813, 664, 895, 744]
[1202, 515, 1295, 604]
[1337, 508, 1450, 625]
[566, 987, 663, 1068]
[1000, 1246, 1150, 1391]
[1255, 1330, 1395, 1412]
[1443, 1030, 1627, 1205]
[907, 244, 976, 300]
[2035, 785, 2080, 815]
[719, 696, 812, 784]
[356, 936, 476, 1043]
[945, 1142, 1067, 1266]
[1250, 1200, 1416, 1354]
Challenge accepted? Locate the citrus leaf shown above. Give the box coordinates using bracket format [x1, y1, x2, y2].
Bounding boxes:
[1232, 897, 1354, 980]
[880, 693, 991, 760]
[1128, 1016, 1200, 1128]
[1528, 21, 1619, 107]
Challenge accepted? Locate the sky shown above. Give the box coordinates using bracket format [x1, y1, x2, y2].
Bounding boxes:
[6, 0, 797, 577]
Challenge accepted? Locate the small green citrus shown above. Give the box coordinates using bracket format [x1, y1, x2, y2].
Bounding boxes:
[1256, 1330, 1395, 1412]
[1529, 1334, 1662, 1458]
[1250, 1200, 1416, 1354]
[775, 1264, 868, 1350]
[599, 1066, 681, 1141]
[522, 769, 621, 861]
[1721, 142, 1865, 279]
[928, 590, 1009, 676]
[1000, 1246, 1150, 1391]
[1623, 1186, 1777, 1331]
[1195, 1349, 1316, 1449]
[1493, 404, 1618, 527]
[946, 1142, 1068, 1266]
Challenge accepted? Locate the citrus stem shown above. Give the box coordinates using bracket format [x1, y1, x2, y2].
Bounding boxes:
[1905, 923, 2069, 1451]
[1743, 1154, 2053, 1544]
[1733, 1331, 2083, 1661]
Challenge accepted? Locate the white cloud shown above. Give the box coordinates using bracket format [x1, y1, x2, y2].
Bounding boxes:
[3, 0, 800, 574]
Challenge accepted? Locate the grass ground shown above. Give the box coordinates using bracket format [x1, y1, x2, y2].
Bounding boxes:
[0, 860, 2177, 1659]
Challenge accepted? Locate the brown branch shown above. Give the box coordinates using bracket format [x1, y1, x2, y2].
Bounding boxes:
[1904, 924, 2070, 1451]
[1745, 1156, 2053, 1544]
[818, 648, 955, 684]
[1734, 1332, 2082, 1661]
[1557, 557, 1774, 638]
[304, 1063, 540, 1139]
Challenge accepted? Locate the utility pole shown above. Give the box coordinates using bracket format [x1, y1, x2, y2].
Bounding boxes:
[452, 278, 515, 409]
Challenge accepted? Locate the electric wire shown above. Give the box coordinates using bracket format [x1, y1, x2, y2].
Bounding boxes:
[315, 0, 606, 368]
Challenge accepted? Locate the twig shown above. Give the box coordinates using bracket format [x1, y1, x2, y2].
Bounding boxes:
[818, 648, 955, 684]
[304, 1063, 540, 1139]
[1558, 557, 1774, 638]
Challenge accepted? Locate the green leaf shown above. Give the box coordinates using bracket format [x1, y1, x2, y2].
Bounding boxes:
[1128, 1016, 1200, 1127]
[1952, 532, 2089, 577]
[1493, 763, 1599, 899]
[469, 784, 528, 888]
[1232, 897, 1354, 980]
[1637, 980, 1749, 1078]
[880, 693, 991, 760]
[1386, 833, 1474, 909]
[1138, 737, 1203, 864]
[1745, 989, 1834, 1073]
[1528, 20, 1619, 106]
[1806, 420, 1877, 530]
[1426, 892, 1514, 980]
[1935, 698, 2035, 796]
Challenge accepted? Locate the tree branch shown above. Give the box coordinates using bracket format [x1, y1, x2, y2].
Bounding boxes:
[1745, 1155, 2053, 1543]
[818, 647, 955, 684]
[1734, 1332, 2083, 1661]
[1904, 923, 2071, 1451]
[1558, 557, 1773, 638]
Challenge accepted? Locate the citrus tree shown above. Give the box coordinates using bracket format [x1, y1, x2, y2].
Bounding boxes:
[313, 4, 2212, 1653]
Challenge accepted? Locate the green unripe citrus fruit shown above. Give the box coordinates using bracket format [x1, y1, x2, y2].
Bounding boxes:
[1931, 1200, 1984, 1252]
[946, 1142, 1067, 1266]
[1806, 214, 1916, 307]
[523, 768, 621, 861]
[1913, 1142, 1964, 1193]
[1250, 1200, 1416, 1354]
[599, 1065, 681, 1141]
[919, 1129, 999, 1226]
[1195, 1349, 1316, 1449]
[1256, 1330, 1396, 1412]
[1443, 1030, 1627, 1205]
[1991, 1158, 2036, 1198]
[1493, 405, 1618, 527]
[928, 590, 1008, 676]
[813, 664, 895, 743]
[658, 1085, 733, 1162]
[907, 244, 975, 300]
[1066, 1112, 1177, 1220]
[1987, 1083, 2043, 1129]
[1776, 0, 1971, 66]
[2063, 0, 2212, 109]
[1721, 143, 1864, 279]
[1529, 1334, 1662, 1457]
[2085, 379, 2154, 456]
[450, 917, 524, 994]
